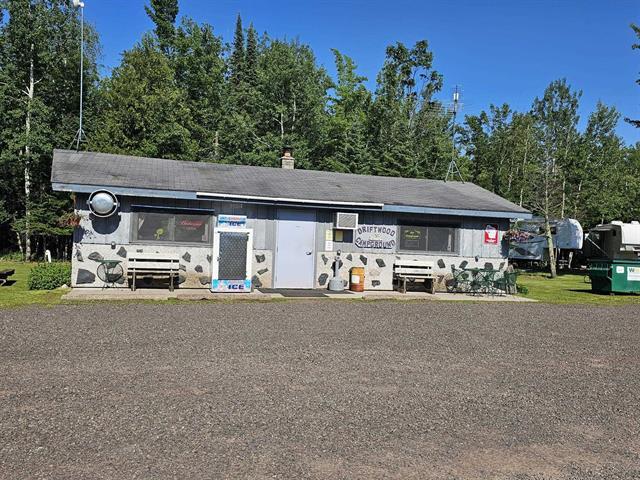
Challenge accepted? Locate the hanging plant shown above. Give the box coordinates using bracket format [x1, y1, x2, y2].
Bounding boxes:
[58, 212, 83, 228]
[504, 228, 534, 242]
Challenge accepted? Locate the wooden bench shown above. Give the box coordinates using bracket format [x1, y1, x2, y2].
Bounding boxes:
[393, 260, 435, 294]
[127, 253, 180, 291]
[0, 269, 15, 286]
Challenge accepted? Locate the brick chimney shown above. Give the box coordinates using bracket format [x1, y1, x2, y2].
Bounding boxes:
[280, 146, 295, 169]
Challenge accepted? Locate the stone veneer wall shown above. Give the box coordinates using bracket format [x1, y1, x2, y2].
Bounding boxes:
[72, 243, 213, 289]
[73, 243, 274, 290]
[251, 250, 273, 289]
[315, 252, 508, 291]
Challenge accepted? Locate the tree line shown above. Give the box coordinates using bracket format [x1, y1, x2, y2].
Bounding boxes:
[1, 0, 639, 260]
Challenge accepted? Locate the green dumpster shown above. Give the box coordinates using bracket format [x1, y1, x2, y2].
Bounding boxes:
[588, 259, 640, 294]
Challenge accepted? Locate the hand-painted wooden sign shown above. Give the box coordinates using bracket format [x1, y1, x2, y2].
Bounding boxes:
[354, 225, 397, 249]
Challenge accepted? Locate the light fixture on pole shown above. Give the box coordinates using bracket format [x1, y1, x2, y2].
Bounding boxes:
[70, 0, 87, 150]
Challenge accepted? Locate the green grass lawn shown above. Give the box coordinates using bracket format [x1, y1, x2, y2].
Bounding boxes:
[0, 262, 69, 309]
[518, 271, 640, 305]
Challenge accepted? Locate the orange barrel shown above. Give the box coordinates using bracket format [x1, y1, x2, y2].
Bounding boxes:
[350, 267, 365, 292]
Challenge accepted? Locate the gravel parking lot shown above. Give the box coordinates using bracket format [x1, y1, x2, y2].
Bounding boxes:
[1, 301, 639, 479]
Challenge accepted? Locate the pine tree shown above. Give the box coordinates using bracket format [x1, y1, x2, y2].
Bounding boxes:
[172, 19, 225, 161]
[369, 40, 449, 178]
[322, 49, 371, 173]
[145, 0, 179, 55]
[90, 37, 197, 161]
[229, 14, 245, 85]
[245, 23, 258, 87]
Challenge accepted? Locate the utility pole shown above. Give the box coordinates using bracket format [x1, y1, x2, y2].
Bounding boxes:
[445, 85, 464, 182]
[70, 0, 87, 150]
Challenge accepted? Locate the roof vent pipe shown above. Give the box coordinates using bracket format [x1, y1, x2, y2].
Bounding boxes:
[281, 146, 294, 169]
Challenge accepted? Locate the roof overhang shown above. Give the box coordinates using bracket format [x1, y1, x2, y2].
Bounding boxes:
[52, 182, 532, 219]
[382, 204, 532, 220]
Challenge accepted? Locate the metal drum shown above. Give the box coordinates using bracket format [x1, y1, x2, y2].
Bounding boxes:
[350, 267, 365, 292]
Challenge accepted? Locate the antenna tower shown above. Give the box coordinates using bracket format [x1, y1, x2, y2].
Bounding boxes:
[445, 85, 464, 182]
[70, 0, 87, 150]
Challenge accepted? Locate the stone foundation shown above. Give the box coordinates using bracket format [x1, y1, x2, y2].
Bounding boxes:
[72, 243, 274, 290]
[72, 243, 213, 289]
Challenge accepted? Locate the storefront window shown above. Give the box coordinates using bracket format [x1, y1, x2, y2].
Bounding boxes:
[428, 226, 455, 252]
[175, 215, 210, 243]
[133, 211, 211, 244]
[399, 224, 457, 253]
[135, 213, 172, 242]
[399, 226, 427, 251]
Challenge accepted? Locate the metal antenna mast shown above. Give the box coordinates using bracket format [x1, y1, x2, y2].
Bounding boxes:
[445, 85, 464, 182]
[70, 0, 87, 150]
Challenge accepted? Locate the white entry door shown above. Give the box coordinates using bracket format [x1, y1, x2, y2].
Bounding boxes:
[274, 209, 316, 288]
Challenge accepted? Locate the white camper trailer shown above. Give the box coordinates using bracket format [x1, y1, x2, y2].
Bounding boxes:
[508, 218, 583, 268]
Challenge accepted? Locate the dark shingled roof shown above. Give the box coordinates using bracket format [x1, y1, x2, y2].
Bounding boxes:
[51, 150, 530, 215]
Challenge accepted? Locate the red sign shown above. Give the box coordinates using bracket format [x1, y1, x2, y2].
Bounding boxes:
[178, 219, 204, 231]
[484, 224, 499, 244]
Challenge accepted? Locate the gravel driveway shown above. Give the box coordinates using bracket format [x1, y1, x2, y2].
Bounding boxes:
[1, 301, 639, 479]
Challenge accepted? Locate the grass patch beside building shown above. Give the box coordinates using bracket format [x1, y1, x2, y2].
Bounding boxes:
[0, 262, 69, 309]
[518, 272, 640, 305]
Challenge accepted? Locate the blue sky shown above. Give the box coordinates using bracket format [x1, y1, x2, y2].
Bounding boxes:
[89, 0, 639, 144]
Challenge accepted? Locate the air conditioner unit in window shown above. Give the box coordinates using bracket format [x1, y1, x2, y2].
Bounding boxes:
[335, 212, 358, 230]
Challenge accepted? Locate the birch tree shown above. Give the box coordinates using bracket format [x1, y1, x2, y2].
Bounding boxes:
[531, 79, 581, 277]
[0, 0, 97, 258]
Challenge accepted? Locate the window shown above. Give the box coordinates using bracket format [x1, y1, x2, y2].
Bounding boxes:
[135, 212, 172, 242]
[133, 211, 212, 244]
[399, 224, 457, 253]
[175, 215, 210, 243]
[428, 226, 455, 252]
[333, 229, 354, 243]
[399, 226, 427, 251]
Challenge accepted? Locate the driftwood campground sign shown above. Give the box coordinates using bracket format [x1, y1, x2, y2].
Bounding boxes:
[354, 225, 397, 249]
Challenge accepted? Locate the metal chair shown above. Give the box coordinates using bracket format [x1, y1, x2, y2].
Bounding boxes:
[96, 260, 124, 289]
[449, 265, 471, 293]
[492, 271, 518, 295]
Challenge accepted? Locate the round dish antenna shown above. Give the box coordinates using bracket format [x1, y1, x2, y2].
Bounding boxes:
[88, 190, 119, 217]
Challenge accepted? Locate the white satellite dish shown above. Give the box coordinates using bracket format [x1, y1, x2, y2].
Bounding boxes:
[88, 190, 119, 218]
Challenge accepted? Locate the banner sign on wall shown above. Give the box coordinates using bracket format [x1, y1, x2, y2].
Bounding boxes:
[354, 225, 397, 249]
[217, 214, 247, 227]
[484, 224, 499, 244]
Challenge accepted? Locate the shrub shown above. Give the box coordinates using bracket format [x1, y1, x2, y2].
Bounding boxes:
[28, 262, 72, 290]
[516, 284, 529, 295]
[0, 251, 24, 262]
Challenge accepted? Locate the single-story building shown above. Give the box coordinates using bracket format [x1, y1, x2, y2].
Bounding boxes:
[51, 149, 532, 291]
